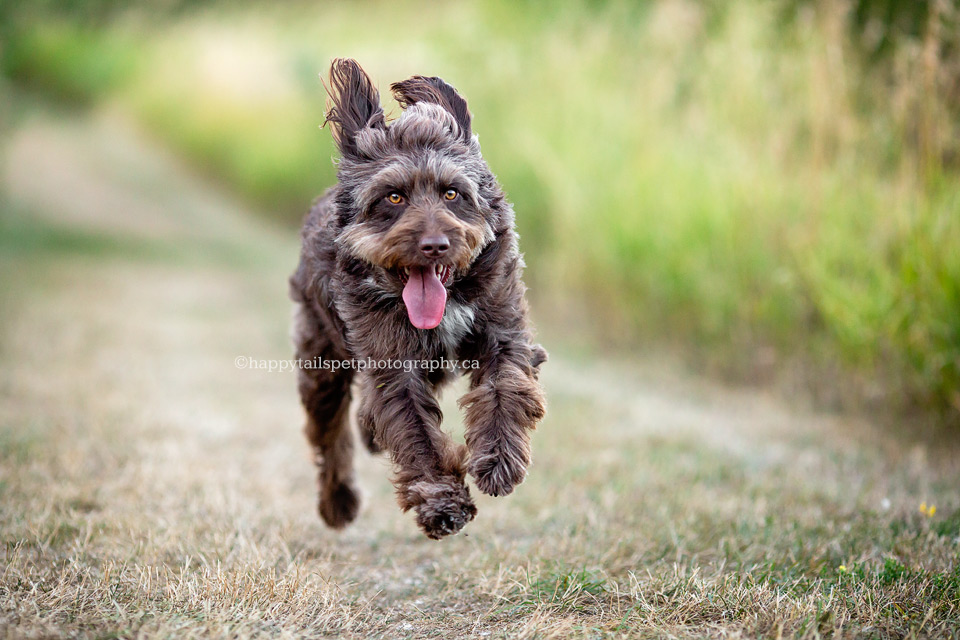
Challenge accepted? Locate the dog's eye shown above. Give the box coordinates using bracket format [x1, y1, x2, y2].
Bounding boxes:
[386, 192, 404, 205]
[443, 188, 459, 201]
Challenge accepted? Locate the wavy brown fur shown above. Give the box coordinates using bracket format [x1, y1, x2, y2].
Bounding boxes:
[291, 59, 546, 539]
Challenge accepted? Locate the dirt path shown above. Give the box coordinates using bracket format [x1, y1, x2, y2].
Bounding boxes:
[1, 111, 958, 639]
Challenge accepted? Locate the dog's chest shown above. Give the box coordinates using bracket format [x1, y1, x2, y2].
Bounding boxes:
[435, 300, 475, 354]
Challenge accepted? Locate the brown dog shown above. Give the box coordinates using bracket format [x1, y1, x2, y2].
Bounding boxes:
[290, 59, 547, 539]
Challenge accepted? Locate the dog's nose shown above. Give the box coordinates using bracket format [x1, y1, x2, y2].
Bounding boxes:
[419, 235, 450, 258]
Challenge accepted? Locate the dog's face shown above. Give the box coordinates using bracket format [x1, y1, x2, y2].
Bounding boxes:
[323, 60, 499, 329]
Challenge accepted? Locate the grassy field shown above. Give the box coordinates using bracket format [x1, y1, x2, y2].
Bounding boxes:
[1, 106, 959, 637]
[2, 0, 959, 423]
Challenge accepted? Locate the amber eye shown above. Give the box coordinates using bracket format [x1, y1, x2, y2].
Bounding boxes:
[386, 192, 404, 205]
[444, 188, 459, 201]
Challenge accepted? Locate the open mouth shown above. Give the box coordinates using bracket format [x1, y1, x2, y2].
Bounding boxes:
[398, 265, 451, 330]
[398, 265, 451, 286]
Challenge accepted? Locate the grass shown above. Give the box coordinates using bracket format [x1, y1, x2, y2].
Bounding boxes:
[2, 0, 959, 423]
[1, 112, 959, 638]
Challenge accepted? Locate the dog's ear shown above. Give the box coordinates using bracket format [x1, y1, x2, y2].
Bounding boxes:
[323, 58, 385, 157]
[390, 75, 472, 141]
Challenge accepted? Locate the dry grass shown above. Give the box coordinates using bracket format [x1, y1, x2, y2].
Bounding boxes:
[1, 111, 958, 639]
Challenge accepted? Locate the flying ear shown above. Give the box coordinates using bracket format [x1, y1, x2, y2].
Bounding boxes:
[390, 75, 472, 142]
[323, 58, 385, 157]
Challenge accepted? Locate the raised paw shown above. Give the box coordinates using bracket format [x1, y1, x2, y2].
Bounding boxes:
[405, 477, 477, 540]
[469, 447, 528, 497]
[318, 480, 361, 529]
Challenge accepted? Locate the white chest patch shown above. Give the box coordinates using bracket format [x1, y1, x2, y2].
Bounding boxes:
[437, 301, 476, 352]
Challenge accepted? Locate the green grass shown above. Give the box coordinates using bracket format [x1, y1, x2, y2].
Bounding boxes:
[518, 567, 609, 613]
[2, 0, 958, 422]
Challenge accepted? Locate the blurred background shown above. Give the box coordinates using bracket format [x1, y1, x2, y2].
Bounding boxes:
[3, 3, 960, 636]
[1, 0, 958, 427]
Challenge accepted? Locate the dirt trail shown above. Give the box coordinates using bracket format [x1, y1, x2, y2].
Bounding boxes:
[2, 110, 957, 639]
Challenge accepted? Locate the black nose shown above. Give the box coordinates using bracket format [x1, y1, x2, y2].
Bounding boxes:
[419, 235, 450, 258]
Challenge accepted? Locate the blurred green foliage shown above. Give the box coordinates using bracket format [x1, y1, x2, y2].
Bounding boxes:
[1, 0, 958, 422]
[2, 23, 139, 104]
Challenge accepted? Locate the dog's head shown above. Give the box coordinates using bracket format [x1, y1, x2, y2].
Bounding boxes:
[323, 59, 503, 330]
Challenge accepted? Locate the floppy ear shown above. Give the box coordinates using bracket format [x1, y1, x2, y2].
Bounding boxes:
[390, 75, 472, 141]
[323, 58, 385, 157]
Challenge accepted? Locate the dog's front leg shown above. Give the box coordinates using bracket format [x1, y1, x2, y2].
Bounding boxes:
[460, 341, 547, 497]
[357, 370, 476, 539]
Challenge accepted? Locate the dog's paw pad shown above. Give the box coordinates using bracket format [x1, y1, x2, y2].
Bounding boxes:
[319, 481, 361, 529]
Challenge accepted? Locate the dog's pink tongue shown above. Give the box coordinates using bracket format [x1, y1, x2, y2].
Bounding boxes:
[402, 266, 447, 329]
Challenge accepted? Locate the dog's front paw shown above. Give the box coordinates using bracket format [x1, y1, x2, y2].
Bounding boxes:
[469, 446, 529, 497]
[405, 477, 477, 540]
[319, 480, 361, 529]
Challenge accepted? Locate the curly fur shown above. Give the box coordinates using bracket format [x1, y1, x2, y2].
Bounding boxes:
[290, 58, 547, 539]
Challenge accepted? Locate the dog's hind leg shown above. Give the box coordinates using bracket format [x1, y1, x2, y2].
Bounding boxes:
[294, 304, 359, 529]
